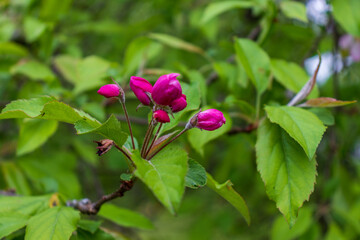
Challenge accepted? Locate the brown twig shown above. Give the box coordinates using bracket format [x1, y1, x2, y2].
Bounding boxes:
[67, 180, 134, 215]
[228, 123, 258, 135]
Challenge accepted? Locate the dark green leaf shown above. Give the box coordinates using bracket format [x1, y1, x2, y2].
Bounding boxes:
[185, 159, 207, 189]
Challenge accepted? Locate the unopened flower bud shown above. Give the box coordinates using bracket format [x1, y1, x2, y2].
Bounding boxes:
[196, 109, 226, 131]
[97, 84, 121, 98]
[153, 110, 170, 123]
[152, 73, 182, 106]
[170, 94, 187, 113]
[130, 76, 153, 105]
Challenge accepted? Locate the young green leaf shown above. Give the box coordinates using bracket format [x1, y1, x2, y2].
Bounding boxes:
[307, 108, 334, 126]
[298, 97, 356, 108]
[332, 0, 360, 37]
[0, 195, 51, 216]
[75, 114, 128, 147]
[77, 220, 102, 234]
[0, 213, 29, 239]
[98, 204, 153, 230]
[234, 38, 271, 95]
[131, 146, 188, 214]
[17, 119, 58, 156]
[149, 33, 205, 56]
[206, 173, 250, 225]
[256, 119, 317, 227]
[11, 60, 55, 82]
[25, 207, 80, 240]
[270, 59, 318, 99]
[201, 1, 254, 24]
[265, 106, 326, 160]
[280, 1, 308, 23]
[1, 162, 31, 195]
[185, 159, 207, 189]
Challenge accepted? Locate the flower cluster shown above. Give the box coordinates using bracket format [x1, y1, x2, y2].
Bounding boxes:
[97, 73, 226, 159]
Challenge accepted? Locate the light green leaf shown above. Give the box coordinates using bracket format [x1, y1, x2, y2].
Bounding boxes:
[201, 1, 254, 24]
[256, 119, 317, 227]
[24, 17, 47, 42]
[17, 119, 58, 156]
[280, 1, 308, 23]
[185, 159, 207, 189]
[234, 38, 271, 94]
[122, 36, 162, 80]
[206, 173, 250, 225]
[270, 59, 318, 99]
[25, 207, 80, 240]
[265, 106, 326, 160]
[77, 220, 102, 234]
[54, 55, 111, 94]
[75, 114, 128, 147]
[98, 204, 153, 230]
[0, 42, 29, 57]
[131, 146, 188, 214]
[0, 97, 99, 125]
[1, 162, 31, 195]
[187, 111, 232, 156]
[149, 33, 205, 55]
[332, 0, 360, 37]
[0, 195, 51, 216]
[0, 213, 29, 239]
[11, 60, 55, 82]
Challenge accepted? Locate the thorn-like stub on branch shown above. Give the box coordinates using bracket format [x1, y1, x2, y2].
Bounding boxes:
[94, 139, 114, 156]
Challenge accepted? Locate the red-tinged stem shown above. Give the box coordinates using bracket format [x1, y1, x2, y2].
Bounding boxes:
[119, 100, 135, 150]
[145, 123, 163, 158]
[147, 128, 188, 160]
[141, 120, 155, 157]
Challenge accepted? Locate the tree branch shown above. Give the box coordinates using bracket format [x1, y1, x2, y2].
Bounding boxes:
[67, 180, 134, 215]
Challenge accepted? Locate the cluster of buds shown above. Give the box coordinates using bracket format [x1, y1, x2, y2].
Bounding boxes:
[97, 73, 226, 160]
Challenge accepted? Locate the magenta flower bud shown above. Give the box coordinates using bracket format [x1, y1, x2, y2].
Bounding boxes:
[130, 76, 153, 105]
[152, 73, 182, 106]
[196, 109, 226, 131]
[170, 94, 187, 113]
[97, 84, 120, 98]
[153, 110, 170, 123]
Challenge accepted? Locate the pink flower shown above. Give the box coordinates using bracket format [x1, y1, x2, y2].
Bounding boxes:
[196, 109, 226, 131]
[170, 94, 187, 113]
[351, 42, 360, 62]
[130, 76, 153, 105]
[152, 73, 182, 106]
[153, 110, 170, 123]
[97, 84, 120, 98]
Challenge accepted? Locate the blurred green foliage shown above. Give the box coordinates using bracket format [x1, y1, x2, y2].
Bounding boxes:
[0, 0, 360, 239]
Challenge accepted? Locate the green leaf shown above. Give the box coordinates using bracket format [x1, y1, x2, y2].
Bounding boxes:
[17, 119, 58, 156]
[0, 97, 99, 125]
[332, 0, 360, 37]
[131, 146, 188, 214]
[0, 213, 29, 239]
[0, 195, 51, 216]
[54, 55, 111, 94]
[23, 17, 47, 42]
[1, 162, 31, 195]
[25, 207, 80, 240]
[149, 33, 205, 55]
[270, 59, 318, 99]
[77, 220, 102, 234]
[265, 106, 326, 160]
[299, 98, 356, 108]
[206, 173, 250, 225]
[11, 60, 55, 82]
[280, 1, 308, 23]
[256, 119, 317, 227]
[75, 114, 128, 147]
[185, 159, 207, 189]
[0, 42, 29, 57]
[98, 204, 153, 230]
[187, 111, 232, 156]
[234, 38, 271, 94]
[201, 1, 254, 24]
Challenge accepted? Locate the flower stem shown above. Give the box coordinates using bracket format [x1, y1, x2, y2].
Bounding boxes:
[119, 100, 135, 150]
[144, 123, 163, 158]
[141, 120, 155, 157]
[147, 128, 188, 160]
